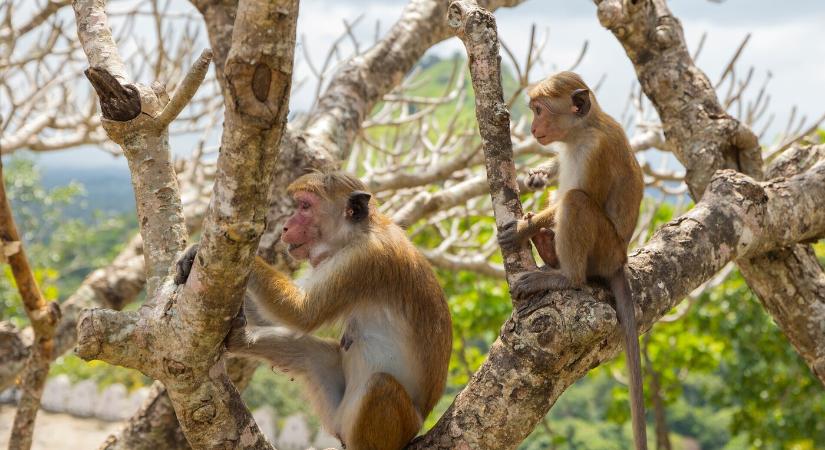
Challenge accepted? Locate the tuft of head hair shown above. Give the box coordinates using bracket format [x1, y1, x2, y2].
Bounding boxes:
[288, 171, 370, 201]
[527, 71, 589, 100]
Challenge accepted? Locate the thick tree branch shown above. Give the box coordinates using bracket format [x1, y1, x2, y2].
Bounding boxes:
[72, 0, 297, 446]
[72, 0, 129, 84]
[412, 158, 825, 449]
[595, 0, 763, 198]
[737, 144, 825, 384]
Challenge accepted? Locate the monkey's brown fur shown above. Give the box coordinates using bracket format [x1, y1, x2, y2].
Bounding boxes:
[499, 71, 647, 450]
[207, 172, 451, 450]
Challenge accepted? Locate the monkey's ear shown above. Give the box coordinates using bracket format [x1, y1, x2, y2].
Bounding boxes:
[346, 191, 372, 222]
[571, 88, 591, 117]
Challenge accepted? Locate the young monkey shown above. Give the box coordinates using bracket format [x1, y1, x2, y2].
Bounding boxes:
[176, 172, 452, 450]
[498, 71, 647, 449]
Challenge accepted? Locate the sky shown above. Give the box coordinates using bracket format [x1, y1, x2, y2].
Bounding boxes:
[19, 0, 825, 169]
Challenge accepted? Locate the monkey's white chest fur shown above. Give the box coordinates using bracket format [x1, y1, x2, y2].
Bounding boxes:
[334, 305, 420, 438]
[555, 141, 591, 201]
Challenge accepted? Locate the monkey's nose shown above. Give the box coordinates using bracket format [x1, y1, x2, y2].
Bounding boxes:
[282, 226, 289, 232]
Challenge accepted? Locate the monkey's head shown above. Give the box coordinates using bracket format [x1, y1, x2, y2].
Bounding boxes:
[282, 171, 373, 266]
[527, 71, 593, 145]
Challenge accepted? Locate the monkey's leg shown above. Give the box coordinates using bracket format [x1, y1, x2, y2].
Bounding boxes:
[512, 189, 622, 301]
[554, 189, 598, 284]
[347, 372, 421, 450]
[228, 327, 345, 429]
[531, 227, 559, 268]
[498, 205, 557, 250]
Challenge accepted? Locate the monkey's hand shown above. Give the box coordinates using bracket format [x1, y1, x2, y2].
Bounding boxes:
[224, 307, 250, 354]
[174, 243, 200, 285]
[511, 270, 572, 301]
[525, 168, 550, 190]
[498, 216, 535, 250]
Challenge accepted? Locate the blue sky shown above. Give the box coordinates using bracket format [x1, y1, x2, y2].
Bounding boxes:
[23, 0, 825, 169]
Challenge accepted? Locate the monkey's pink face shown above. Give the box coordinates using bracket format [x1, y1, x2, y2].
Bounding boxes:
[282, 191, 323, 261]
[530, 99, 574, 145]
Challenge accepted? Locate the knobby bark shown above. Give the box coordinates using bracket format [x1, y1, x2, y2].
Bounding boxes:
[71, 0, 297, 446]
[737, 144, 825, 383]
[448, 0, 536, 288]
[595, 0, 825, 385]
[99, 357, 257, 450]
[0, 159, 60, 450]
[595, 0, 763, 199]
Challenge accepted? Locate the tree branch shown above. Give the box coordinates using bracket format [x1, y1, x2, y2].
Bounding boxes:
[412, 158, 825, 449]
[737, 143, 825, 384]
[72, 0, 297, 446]
[0, 159, 60, 450]
[595, 0, 763, 199]
[448, 0, 536, 289]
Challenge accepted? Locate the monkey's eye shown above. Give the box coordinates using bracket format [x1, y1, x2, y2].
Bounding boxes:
[534, 107, 541, 116]
[297, 201, 310, 210]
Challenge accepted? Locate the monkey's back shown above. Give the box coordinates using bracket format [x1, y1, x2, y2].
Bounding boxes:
[590, 111, 644, 244]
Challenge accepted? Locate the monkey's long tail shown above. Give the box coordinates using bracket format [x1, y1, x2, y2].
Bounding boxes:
[610, 267, 648, 450]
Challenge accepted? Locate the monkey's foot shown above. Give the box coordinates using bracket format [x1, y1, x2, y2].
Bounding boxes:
[497, 219, 523, 249]
[511, 270, 572, 301]
[525, 169, 549, 189]
[174, 243, 200, 285]
[223, 310, 250, 354]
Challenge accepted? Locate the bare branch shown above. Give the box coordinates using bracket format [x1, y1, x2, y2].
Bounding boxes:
[0, 159, 60, 450]
[448, 0, 536, 288]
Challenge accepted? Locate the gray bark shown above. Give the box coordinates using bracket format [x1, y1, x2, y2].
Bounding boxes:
[448, 0, 537, 288]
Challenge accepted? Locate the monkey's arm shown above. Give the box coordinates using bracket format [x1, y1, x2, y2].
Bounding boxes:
[246, 257, 313, 329]
[498, 205, 557, 249]
[249, 250, 377, 332]
[529, 205, 556, 230]
[174, 246, 321, 332]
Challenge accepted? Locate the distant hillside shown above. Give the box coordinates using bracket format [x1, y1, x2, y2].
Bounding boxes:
[41, 164, 135, 219]
[409, 54, 529, 124]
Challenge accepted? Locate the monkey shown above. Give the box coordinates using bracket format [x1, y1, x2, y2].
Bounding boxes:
[498, 71, 647, 450]
[175, 171, 452, 450]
